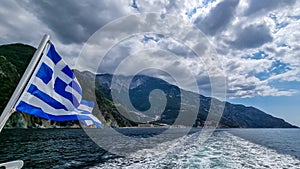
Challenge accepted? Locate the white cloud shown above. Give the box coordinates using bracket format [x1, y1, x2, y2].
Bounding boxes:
[0, 1, 51, 46]
[1, 0, 300, 98]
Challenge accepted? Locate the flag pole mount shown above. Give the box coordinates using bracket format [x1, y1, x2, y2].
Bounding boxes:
[0, 160, 24, 169]
[0, 34, 50, 132]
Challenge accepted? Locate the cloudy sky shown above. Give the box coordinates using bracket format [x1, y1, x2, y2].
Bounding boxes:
[1, 0, 300, 125]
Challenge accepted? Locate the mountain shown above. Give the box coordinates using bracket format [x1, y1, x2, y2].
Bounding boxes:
[90, 72, 297, 128]
[0, 44, 35, 113]
[0, 43, 297, 128]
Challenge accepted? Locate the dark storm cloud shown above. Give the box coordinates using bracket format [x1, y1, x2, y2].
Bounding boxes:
[194, 0, 239, 36]
[20, 0, 129, 45]
[0, 1, 49, 45]
[228, 24, 273, 50]
[244, 0, 296, 16]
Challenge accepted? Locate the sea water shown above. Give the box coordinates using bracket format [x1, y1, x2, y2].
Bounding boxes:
[0, 128, 299, 169]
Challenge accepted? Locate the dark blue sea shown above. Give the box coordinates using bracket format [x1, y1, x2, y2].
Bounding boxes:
[0, 128, 299, 169]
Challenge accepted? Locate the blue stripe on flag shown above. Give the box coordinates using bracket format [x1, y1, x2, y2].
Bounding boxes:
[77, 115, 103, 128]
[62, 65, 75, 79]
[54, 77, 80, 107]
[16, 43, 103, 128]
[36, 63, 53, 84]
[17, 101, 80, 122]
[27, 84, 68, 111]
[69, 80, 82, 95]
[47, 44, 62, 64]
[16, 101, 103, 128]
[78, 111, 91, 114]
[80, 100, 94, 108]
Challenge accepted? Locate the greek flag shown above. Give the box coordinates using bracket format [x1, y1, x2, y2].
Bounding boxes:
[15, 43, 102, 128]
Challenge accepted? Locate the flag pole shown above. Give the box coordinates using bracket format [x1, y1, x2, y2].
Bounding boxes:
[0, 34, 50, 132]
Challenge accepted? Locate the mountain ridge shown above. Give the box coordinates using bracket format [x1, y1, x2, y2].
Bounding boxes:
[0, 43, 297, 128]
[77, 71, 298, 128]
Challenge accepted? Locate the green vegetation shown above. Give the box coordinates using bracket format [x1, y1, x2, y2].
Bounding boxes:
[0, 43, 134, 128]
[0, 43, 297, 128]
[0, 44, 81, 128]
[0, 44, 35, 114]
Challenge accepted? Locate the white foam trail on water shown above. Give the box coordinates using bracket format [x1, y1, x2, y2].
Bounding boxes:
[90, 131, 300, 169]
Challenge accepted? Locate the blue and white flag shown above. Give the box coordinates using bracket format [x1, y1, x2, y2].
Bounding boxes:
[15, 43, 103, 128]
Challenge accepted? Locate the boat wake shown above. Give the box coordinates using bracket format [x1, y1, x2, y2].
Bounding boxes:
[90, 131, 300, 169]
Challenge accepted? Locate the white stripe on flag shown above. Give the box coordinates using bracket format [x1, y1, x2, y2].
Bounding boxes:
[42, 55, 73, 85]
[15, 43, 103, 128]
[20, 92, 81, 116]
[42, 54, 56, 70]
[77, 104, 93, 112]
[78, 113, 101, 123]
[65, 85, 82, 102]
[30, 78, 76, 110]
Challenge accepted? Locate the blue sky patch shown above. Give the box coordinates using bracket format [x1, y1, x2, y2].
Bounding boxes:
[243, 51, 268, 60]
[255, 60, 292, 80]
[186, 7, 197, 18]
[203, 0, 215, 6]
[185, 0, 215, 18]
[269, 80, 300, 91]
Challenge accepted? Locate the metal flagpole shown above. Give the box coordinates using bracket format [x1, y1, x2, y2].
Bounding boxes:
[0, 34, 50, 132]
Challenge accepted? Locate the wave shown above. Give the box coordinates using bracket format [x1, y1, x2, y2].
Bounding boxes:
[89, 130, 300, 169]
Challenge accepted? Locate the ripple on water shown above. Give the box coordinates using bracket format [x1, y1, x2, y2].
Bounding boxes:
[90, 131, 300, 169]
